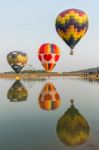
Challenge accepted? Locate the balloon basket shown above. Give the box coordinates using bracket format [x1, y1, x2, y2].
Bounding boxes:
[70, 99, 74, 105]
[70, 50, 74, 55]
[15, 74, 20, 80]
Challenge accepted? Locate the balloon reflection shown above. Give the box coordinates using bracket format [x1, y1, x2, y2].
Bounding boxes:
[7, 80, 28, 102]
[56, 99, 90, 147]
[38, 82, 61, 111]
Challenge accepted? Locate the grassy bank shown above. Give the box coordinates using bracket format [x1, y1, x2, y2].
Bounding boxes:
[0, 72, 99, 81]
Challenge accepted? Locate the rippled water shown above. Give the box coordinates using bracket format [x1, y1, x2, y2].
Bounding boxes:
[0, 77, 99, 150]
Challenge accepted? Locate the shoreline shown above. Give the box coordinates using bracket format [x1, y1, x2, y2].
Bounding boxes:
[0, 72, 99, 81]
[0, 73, 75, 79]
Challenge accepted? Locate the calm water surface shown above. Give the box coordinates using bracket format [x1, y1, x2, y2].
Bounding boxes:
[0, 77, 99, 150]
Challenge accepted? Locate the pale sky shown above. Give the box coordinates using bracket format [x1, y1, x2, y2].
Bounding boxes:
[0, 0, 98, 72]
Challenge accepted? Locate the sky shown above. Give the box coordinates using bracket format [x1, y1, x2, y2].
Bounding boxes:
[0, 0, 98, 72]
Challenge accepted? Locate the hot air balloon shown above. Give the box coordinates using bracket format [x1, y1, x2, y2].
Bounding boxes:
[55, 9, 89, 55]
[56, 99, 90, 147]
[38, 82, 61, 111]
[38, 43, 60, 72]
[7, 80, 28, 102]
[7, 51, 28, 80]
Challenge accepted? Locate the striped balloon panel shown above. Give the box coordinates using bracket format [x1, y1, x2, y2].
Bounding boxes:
[42, 63, 56, 72]
[39, 43, 60, 54]
[43, 82, 56, 92]
[39, 100, 61, 110]
[55, 9, 89, 49]
[43, 82, 56, 91]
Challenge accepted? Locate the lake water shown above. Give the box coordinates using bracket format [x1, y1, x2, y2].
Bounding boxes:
[0, 77, 99, 150]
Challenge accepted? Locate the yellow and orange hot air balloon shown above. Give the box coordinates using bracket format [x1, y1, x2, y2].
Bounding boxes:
[38, 43, 60, 72]
[38, 82, 61, 111]
[55, 8, 89, 55]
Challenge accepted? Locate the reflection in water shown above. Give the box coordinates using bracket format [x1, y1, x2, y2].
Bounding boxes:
[38, 82, 61, 111]
[7, 80, 28, 102]
[56, 99, 90, 147]
[74, 77, 99, 84]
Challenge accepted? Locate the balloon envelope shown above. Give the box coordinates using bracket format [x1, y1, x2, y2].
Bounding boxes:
[7, 51, 28, 73]
[56, 100, 90, 146]
[55, 8, 89, 53]
[38, 82, 61, 110]
[38, 43, 60, 72]
[7, 80, 28, 102]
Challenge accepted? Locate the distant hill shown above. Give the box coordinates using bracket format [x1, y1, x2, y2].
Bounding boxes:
[69, 66, 99, 74]
[4, 69, 45, 74]
[2, 67, 99, 75]
[3, 69, 58, 74]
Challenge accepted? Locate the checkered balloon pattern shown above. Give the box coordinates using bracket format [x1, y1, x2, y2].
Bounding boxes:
[7, 80, 28, 102]
[38, 82, 61, 110]
[7, 51, 28, 73]
[55, 9, 89, 50]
